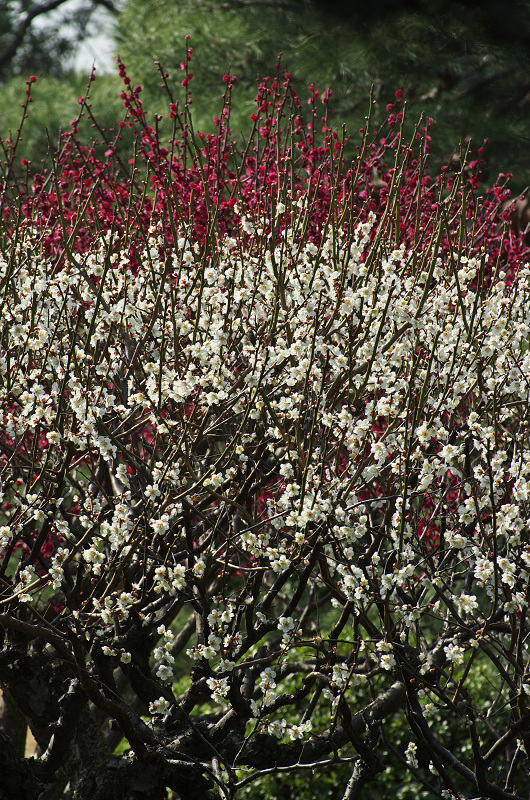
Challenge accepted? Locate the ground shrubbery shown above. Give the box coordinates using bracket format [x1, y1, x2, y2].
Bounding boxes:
[1, 56, 530, 800]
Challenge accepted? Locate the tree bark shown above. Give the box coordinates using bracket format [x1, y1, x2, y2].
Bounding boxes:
[0, 688, 27, 757]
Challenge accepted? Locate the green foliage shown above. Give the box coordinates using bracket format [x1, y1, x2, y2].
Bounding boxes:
[3, 0, 530, 188]
[0, 0, 116, 83]
[0, 71, 126, 170]
[115, 0, 348, 132]
[1, 0, 74, 82]
[115, 0, 530, 189]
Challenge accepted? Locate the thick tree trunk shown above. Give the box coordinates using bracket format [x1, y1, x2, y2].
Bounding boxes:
[0, 730, 41, 800]
[0, 688, 27, 757]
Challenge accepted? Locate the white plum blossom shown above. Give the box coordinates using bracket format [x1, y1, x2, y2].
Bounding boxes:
[3, 169, 530, 799]
[288, 720, 312, 740]
[444, 643, 465, 665]
[277, 616, 295, 634]
[193, 559, 206, 578]
[379, 653, 396, 671]
[405, 741, 418, 769]
[149, 697, 171, 715]
[457, 594, 479, 615]
[206, 676, 230, 703]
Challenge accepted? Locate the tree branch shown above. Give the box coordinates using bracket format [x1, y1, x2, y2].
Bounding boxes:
[0, 0, 118, 73]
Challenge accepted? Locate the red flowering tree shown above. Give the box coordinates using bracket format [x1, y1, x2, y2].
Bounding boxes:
[1, 59, 530, 800]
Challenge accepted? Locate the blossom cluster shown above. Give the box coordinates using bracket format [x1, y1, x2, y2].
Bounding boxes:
[1, 56, 530, 798]
[3, 192, 530, 744]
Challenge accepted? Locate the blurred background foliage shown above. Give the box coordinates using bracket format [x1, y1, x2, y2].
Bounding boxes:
[2, 0, 530, 191]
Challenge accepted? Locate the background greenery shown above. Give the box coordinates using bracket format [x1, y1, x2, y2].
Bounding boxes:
[2, 0, 530, 191]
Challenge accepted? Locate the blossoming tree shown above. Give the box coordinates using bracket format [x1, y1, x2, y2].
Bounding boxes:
[1, 59, 530, 799]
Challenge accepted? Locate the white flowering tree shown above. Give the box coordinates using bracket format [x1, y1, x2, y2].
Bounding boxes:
[2, 68, 530, 799]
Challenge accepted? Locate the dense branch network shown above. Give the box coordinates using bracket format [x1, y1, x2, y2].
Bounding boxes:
[1, 63, 530, 799]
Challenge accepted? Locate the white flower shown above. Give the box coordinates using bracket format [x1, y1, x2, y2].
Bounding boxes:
[332, 664, 349, 688]
[379, 653, 396, 671]
[198, 645, 217, 660]
[149, 697, 171, 715]
[206, 676, 230, 703]
[267, 718, 287, 738]
[258, 667, 276, 690]
[193, 559, 206, 578]
[405, 741, 418, 769]
[0, 525, 11, 549]
[150, 516, 169, 535]
[156, 663, 174, 681]
[277, 616, 295, 633]
[171, 564, 186, 590]
[208, 633, 222, 651]
[287, 720, 312, 739]
[48, 565, 63, 590]
[457, 594, 478, 615]
[83, 546, 105, 575]
[444, 644, 464, 665]
[445, 530, 466, 549]
[271, 554, 291, 573]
